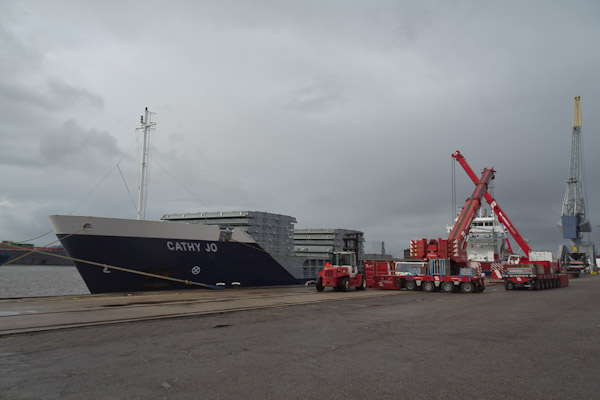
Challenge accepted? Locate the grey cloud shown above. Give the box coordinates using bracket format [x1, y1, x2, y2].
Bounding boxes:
[0, 0, 599, 257]
[0, 79, 103, 114]
[286, 81, 345, 111]
[0, 9, 103, 114]
[39, 120, 119, 171]
[44, 79, 104, 111]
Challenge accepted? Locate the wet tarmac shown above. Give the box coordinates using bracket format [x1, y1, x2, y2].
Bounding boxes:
[1, 278, 599, 399]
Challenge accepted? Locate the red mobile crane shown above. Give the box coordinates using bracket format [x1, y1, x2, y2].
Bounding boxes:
[452, 151, 566, 290]
[410, 167, 495, 261]
[452, 150, 532, 259]
[404, 167, 494, 293]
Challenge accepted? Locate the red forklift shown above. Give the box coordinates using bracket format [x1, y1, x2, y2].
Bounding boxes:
[316, 251, 367, 292]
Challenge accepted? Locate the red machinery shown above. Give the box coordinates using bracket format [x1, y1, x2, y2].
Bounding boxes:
[316, 251, 367, 292]
[503, 251, 564, 290]
[364, 260, 426, 290]
[452, 151, 567, 290]
[402, 167, 494, 293]
[452, 150, 532, 258]
[364, 260, 400, 290]
[410, 167, 495, 261]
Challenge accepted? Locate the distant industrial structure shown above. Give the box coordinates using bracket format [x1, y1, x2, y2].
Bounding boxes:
[0, 241, 73, 266]
[294, 229, 364, 278]
[557, 96, 595, 276]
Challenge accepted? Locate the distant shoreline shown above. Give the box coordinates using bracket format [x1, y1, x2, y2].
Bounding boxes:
[0, 248, 74, 266]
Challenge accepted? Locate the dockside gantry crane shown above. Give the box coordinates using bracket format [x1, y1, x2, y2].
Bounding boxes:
[558, 96, 595, 276]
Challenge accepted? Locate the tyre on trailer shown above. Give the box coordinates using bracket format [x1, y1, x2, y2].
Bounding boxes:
[461, 282, 475, 293]
[316, 277, 324, 292]
[422, 281, 435, 292]
[405, 281, 417, 291]
[504, 280, 513, 290]
[441, 281, 454, 293]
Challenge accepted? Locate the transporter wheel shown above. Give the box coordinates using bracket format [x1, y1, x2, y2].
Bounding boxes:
[441, 281, 454, 293]
[461, 282, 475, 293]
[504, 281, 512, 290]
[316, 277, 324, 292]
[405, 281, 417, 291]
[340, 277, 351, 292]
[356, 276, 367, 290]
[422, 281, 435, 292]
[478, 284, 485, 293]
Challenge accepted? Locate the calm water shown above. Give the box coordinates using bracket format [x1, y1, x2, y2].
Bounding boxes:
[0, 265, 90, 298]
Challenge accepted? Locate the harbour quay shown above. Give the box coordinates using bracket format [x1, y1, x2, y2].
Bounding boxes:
[1, 278, 599, 399]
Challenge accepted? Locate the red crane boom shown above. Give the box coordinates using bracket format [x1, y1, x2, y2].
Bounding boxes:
[410, 167, 495, 261]
[451, 150, 532, 259]
[448, 168, 495, 245]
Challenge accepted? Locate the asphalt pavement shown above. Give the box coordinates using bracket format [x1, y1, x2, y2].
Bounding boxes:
[2, 277, 599, 399]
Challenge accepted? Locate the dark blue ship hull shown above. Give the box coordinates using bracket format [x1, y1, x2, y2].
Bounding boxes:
[58, 234, 299, 294]
[0, 253, 10, 264]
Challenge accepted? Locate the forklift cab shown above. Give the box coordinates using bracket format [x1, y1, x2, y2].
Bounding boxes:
[329, 252, 358, 276]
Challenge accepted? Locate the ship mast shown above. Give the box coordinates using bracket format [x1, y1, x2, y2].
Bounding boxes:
[136, 107, 156, 221]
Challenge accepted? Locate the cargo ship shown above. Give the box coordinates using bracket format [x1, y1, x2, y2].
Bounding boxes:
[0, 253, 10, 264]
[47, 212, 308, 293]
[46, 109, 325, 294]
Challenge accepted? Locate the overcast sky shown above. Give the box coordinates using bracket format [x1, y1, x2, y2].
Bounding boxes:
[1, 0, 599, 257]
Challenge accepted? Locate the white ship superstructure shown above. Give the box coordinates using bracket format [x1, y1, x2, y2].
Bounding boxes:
[448, 208, 509, 265]
[466, 211, 509, 262]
